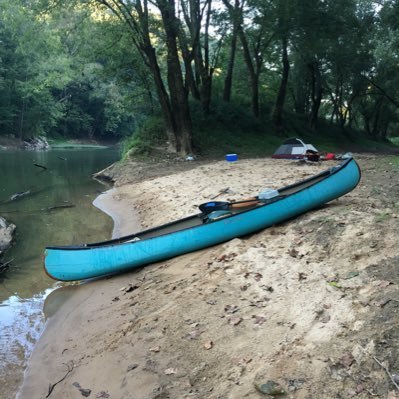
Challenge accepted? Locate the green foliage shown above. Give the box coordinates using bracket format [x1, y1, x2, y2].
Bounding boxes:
[120, 97, 399, 161]
[1, 0, 399, 152]
[0, 0, 145, 140]
[121, 117, 165, 159]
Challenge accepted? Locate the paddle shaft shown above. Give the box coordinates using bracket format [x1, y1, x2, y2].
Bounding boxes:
[199, 197, 259, 214]
[199, 194, 286, 214]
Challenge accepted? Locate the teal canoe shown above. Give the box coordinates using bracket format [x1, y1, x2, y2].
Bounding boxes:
[44, 158, 361, 281]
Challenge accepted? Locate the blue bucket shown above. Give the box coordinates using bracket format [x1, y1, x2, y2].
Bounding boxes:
[226, 153, 238, 162]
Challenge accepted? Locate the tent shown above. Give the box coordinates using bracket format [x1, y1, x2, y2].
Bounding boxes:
[272, 138, 318, 159]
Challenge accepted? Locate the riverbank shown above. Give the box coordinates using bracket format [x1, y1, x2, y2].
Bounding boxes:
[18, 154, 399, 398]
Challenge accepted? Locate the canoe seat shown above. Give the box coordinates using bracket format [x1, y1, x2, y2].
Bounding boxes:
[203, 210, 232, 223]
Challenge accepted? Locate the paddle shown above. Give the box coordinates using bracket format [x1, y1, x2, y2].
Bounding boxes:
[199, 189, 283, 214]
[198, 201, 231, 213]
[199, 197, 260, 214]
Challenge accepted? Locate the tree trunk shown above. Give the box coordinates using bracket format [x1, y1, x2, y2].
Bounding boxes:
[181, 0, 215, 114]
[291, 60, 309, 115]
[238, 27, 259, 117]
[19, 100, 26, 139]
[223, 0, 239, 102]
[371, 100, 382, 138]
[199, 0, 213, 114]
[96, 0, 194, 155]
[308, 60, 323, 129]
[223, 0, 261, 118]
[144, 45, 177, 151]
[272, 37, 290, 133]
[363, 114, 371, 136]
[223, 30, 237, 102]
[179, 29, 200, 99]
[159, 0, 193, 155]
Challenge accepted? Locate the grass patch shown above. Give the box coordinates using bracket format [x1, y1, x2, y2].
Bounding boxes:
[375, 212, 391, 223]
[388, 156, 399, 168]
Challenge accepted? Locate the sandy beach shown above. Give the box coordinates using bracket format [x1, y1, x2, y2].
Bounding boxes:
[17, 155, 399, 398]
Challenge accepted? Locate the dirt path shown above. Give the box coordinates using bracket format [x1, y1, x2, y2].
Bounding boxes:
[18, 154, 399, 399]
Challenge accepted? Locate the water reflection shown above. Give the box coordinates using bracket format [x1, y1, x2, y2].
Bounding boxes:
[0, 289, 54, 369]
[42, 284, 81, 319]
[0, 147, 119, 398]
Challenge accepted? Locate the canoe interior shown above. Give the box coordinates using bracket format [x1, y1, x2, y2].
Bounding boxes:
[46, 158, 354, 251]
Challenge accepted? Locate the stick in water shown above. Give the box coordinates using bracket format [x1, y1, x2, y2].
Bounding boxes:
[33, 163, 47, 170]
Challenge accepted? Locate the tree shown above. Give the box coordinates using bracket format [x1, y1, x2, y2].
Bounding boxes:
[94, 0, 193, 155]
[0, 1, 67, 138]
[179, 0, 223, 114]
[221, 0, 240, 102]
[270, 0, 294, 132]
[222, 0, 269, 118]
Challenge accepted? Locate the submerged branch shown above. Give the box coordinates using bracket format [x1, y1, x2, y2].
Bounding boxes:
[0, 258, 14, 274]
[0, 203, 75, 214]
[43, 204, 75, 211]
[33, 163, 48, 170]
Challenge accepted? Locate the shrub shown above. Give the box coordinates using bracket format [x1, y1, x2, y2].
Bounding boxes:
[121, 116, 165, 159]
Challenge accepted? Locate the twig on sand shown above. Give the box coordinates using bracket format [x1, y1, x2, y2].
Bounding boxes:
[373, 356, 399, 392]
[46, 361, 75, 398]
[211, 187, 230, 199]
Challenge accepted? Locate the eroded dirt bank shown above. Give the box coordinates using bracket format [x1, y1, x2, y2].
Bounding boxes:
[18, 154, 399, 399]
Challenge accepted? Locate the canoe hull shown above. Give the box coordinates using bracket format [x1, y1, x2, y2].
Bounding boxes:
[45, 158, 361, 281]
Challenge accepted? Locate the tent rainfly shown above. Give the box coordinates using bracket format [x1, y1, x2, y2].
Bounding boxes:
[272, 138, 318, 159]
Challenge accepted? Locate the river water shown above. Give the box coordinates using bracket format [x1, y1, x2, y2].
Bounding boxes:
[0, 147, 119, 398]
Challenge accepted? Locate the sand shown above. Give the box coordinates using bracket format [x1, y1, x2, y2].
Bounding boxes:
[17, 155, 399, 398]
